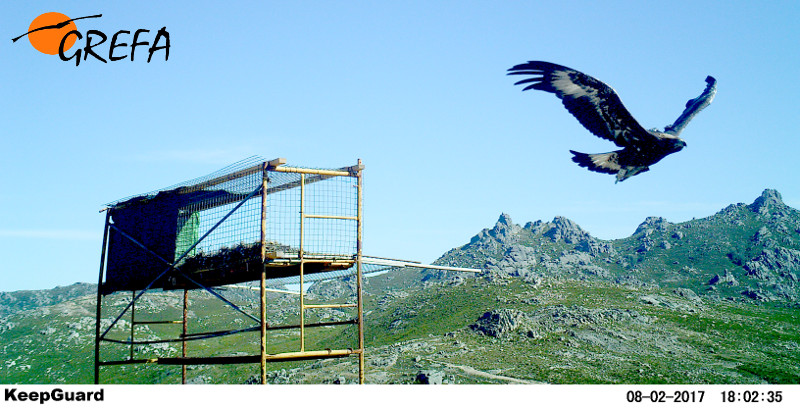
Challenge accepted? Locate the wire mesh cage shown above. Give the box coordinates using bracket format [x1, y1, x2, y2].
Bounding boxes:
[101, 157, 363, 295]
[95, 157, 368, 385]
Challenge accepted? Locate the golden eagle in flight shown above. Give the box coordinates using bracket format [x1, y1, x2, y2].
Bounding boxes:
[508, 61, 716, 182]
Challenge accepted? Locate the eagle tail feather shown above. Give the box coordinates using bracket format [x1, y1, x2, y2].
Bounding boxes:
[569, 150, 648, 183]
[569, 150, 620, 175]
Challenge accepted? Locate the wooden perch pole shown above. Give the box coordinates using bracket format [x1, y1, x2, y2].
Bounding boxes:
[260, 162, 268, 384]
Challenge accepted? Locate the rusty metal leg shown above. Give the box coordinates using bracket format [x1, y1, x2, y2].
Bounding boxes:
[94, 211, 111, 385]
[182, 289, 188, 384]
[356, 159, 365, 384]
[260, 163, 268, 384]
[299, 174, 306, 352]
[130, 291, 137, 361]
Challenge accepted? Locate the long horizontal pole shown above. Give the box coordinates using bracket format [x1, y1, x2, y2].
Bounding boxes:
[361, 256, 482, 273]
[223, 284, 301, 295]
[272, 165, 361, 177]
[98, 358, 159, 366]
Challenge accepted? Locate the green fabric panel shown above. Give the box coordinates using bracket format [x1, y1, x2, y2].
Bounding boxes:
[175, 211, 199, 260]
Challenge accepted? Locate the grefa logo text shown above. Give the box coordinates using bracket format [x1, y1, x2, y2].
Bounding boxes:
[12, 12, 169, 66]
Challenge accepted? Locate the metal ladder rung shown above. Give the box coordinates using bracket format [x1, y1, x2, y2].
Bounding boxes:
[303, 214, 358, 220]
[132, 320, 184, 325]
[303, 303, 357, 310]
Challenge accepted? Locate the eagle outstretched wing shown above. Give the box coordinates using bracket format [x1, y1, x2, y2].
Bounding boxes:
[507, 61, 656, 148]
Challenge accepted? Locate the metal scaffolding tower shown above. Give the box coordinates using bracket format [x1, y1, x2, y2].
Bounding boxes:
[94, 157, 366, 384]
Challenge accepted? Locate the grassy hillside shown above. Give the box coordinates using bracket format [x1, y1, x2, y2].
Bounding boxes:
[2, 274, 798, 384]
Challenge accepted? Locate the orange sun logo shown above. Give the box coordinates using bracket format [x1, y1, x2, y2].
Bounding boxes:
[27, 12, 78, 55]
[12, 13, 170, 66]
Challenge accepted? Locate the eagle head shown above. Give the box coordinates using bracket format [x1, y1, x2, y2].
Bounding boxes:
[652, 131, 687, 154]
[672, 138, 687, 152]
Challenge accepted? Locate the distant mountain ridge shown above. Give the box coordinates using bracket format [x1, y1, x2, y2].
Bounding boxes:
[0, 283, 97, 318]
[430, 189, 800, 306]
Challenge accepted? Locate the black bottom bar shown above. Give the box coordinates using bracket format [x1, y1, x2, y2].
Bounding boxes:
[99, 349, 360, 367]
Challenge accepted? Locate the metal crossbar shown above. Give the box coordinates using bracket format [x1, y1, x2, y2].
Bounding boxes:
[303, 304, 358, 309]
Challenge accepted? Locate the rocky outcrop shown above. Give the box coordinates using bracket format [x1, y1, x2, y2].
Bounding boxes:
[709, 269, 739, 286]
[749, 189, 785, 215]
[744, 248, 800, 282]
[752, 226, 775, 247]
[469, 306, 651, 340]
[481, 245, 541, 283]
[469, 308, 530, 338]
[416, 370, 446, 384]
[640, 294, 701, 313]
[740, 247, 800, 301]
[632, 217, 675, 253]
[469, 213, 521, 246]
[526, 216, 591, 244]
[555, 251, 610, 278]
[467, 214, 600, 251]
[741, 288, 777, 302]
[634, 216, 672, 236]
[576, 237, 615, 257]
[673, 288, 702, 303]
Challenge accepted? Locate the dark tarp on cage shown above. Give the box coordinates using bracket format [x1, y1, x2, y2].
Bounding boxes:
[103, 188, 230, 294]
[104, 190, 182, 294]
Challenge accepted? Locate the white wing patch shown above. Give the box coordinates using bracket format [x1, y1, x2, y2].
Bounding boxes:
[591, 152, 621, 170]
[552, 73, 593, 98]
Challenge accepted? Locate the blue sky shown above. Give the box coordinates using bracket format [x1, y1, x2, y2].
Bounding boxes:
[1, 1, 799, 291]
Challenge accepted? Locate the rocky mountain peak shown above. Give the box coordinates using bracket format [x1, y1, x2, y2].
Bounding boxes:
[497, 213, 514, 226]
[551, 216, 581, 230]
[542, 216, 590, 244]
[634, 216, 672, 236]
[469, 213, 522, 245]
[491, 213, 522, 239]
[749, 189, 785, 214]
